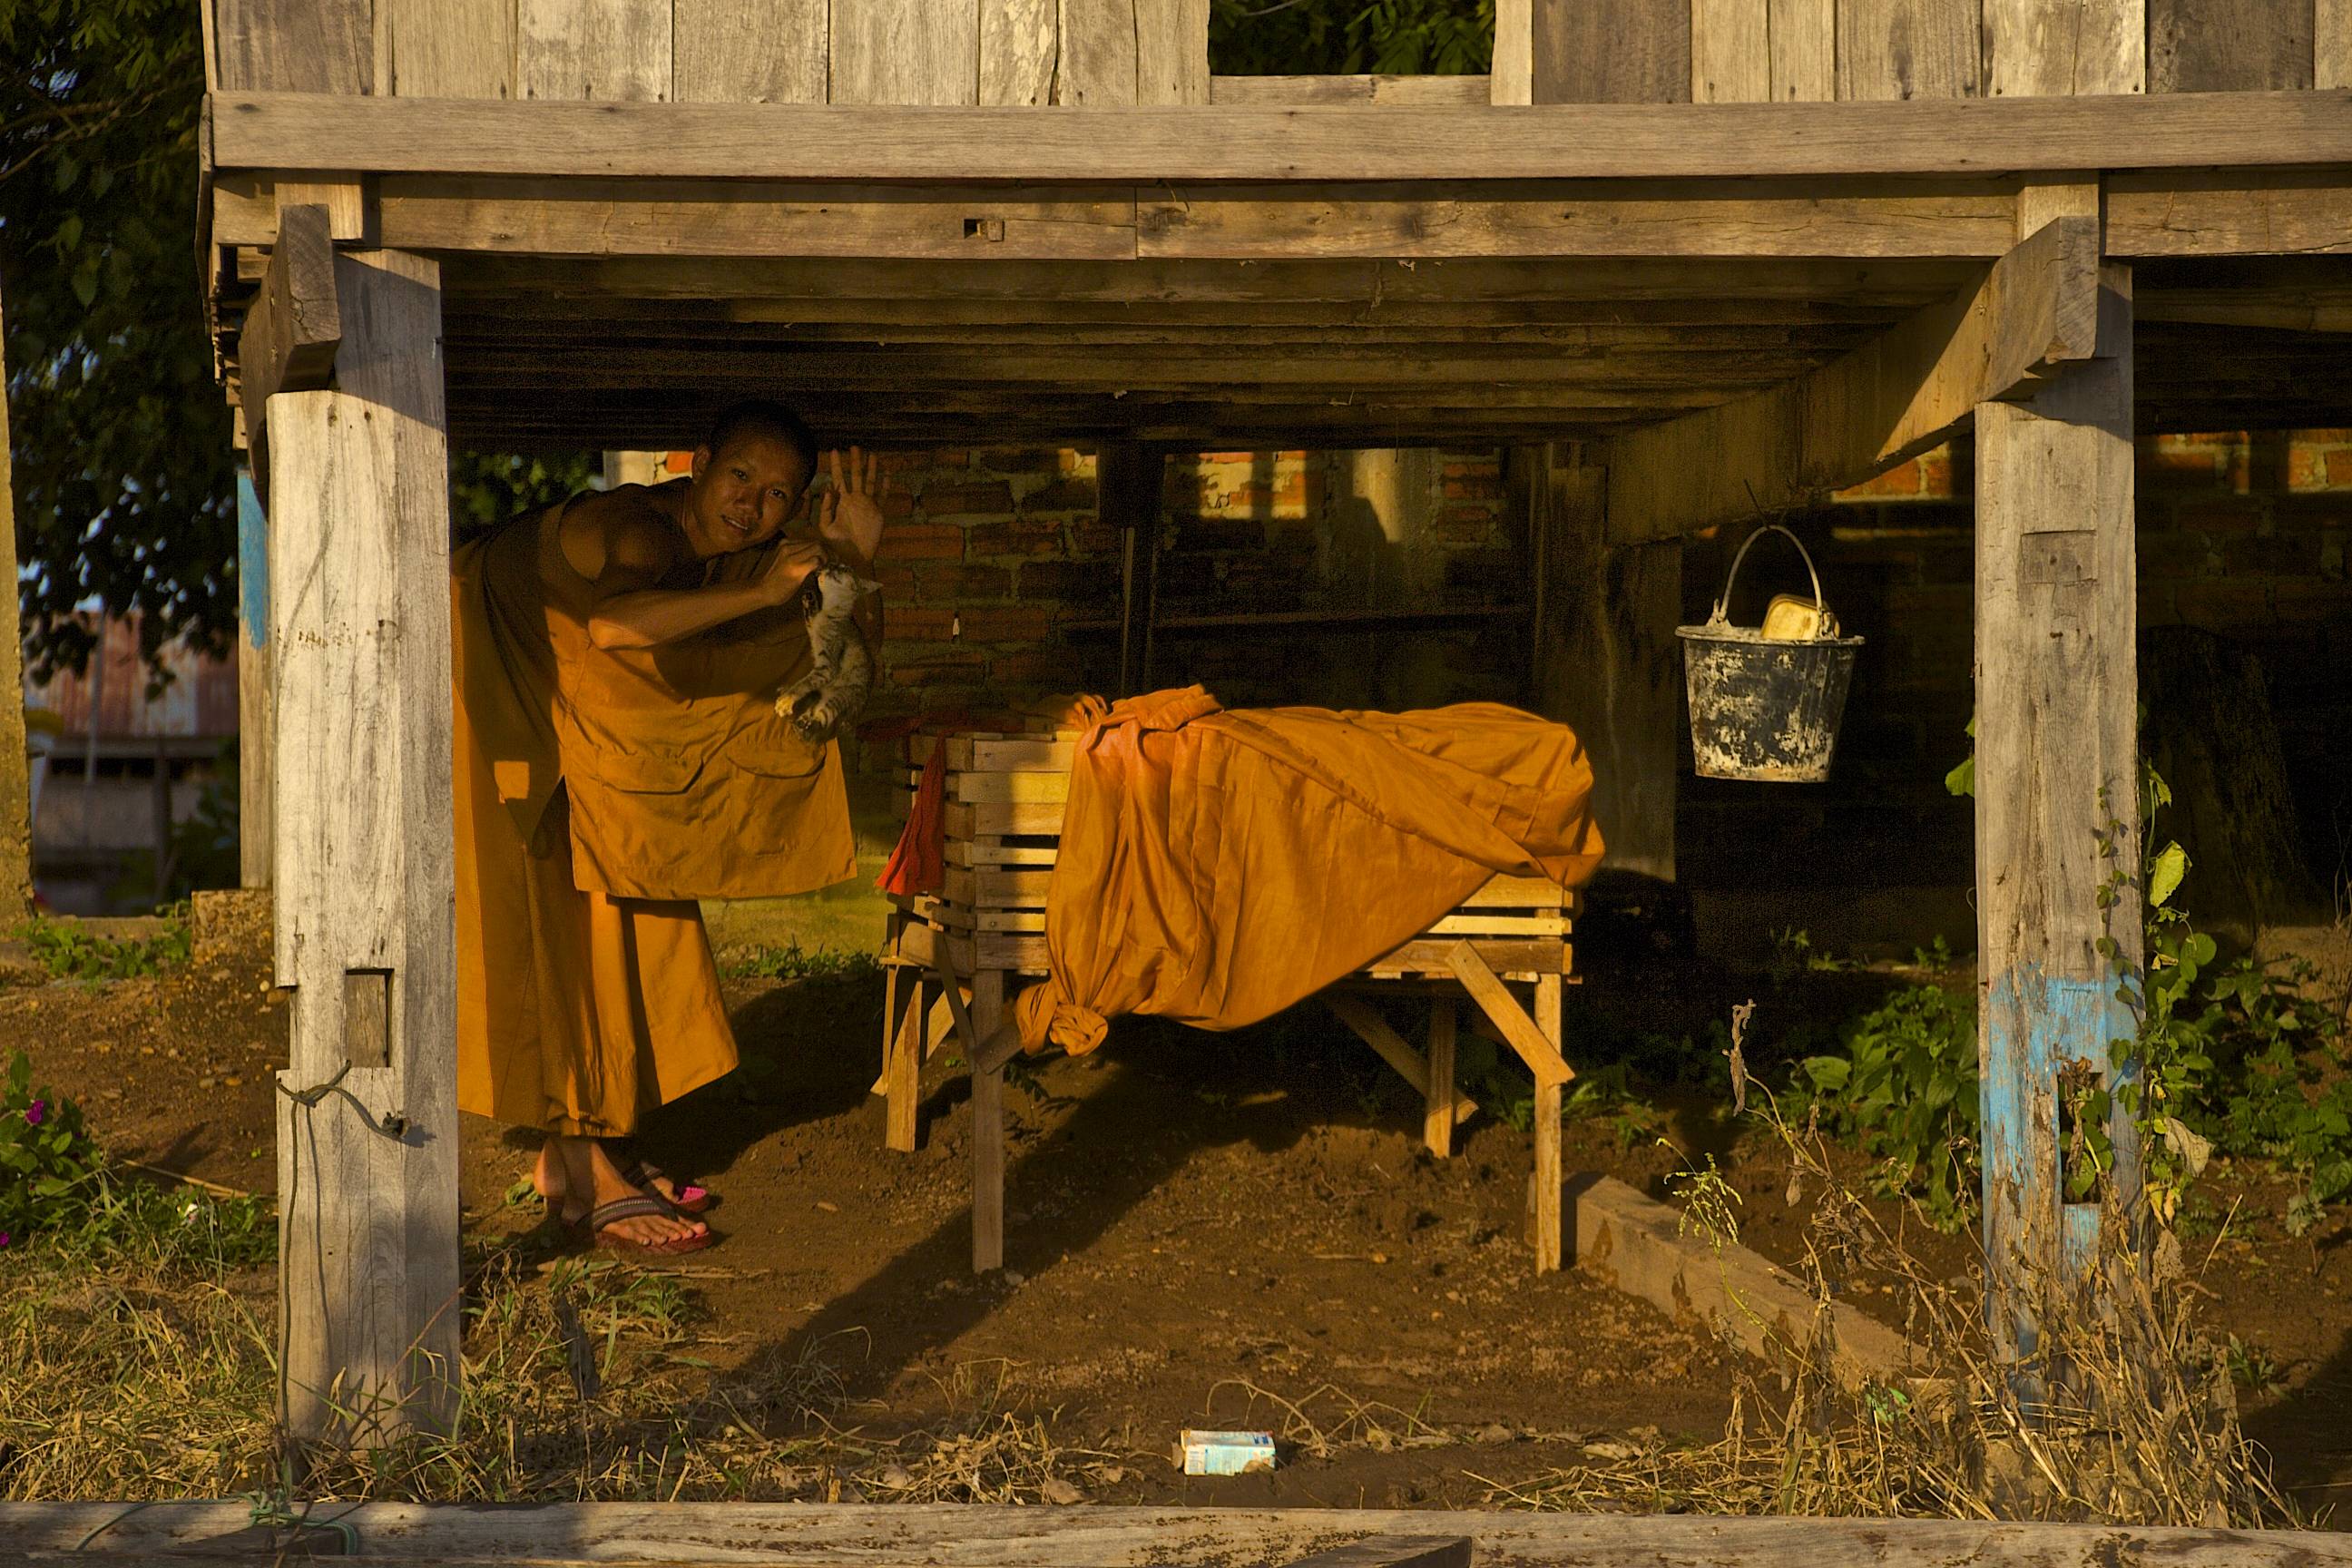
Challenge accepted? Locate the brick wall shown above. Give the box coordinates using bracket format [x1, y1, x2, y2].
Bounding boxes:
[858, 446, 1520, 769]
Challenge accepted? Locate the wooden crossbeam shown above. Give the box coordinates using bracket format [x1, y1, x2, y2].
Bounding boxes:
[1444, 942, 1572, 1089]
[209, 89, 2352, 181]
[1605, 214, 2106, 543]
[234, 201, 339, 500]
[1323, 995, 1480, 1126]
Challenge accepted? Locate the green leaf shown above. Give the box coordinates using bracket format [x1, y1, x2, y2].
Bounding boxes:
[1943, 755, 1975, 799]
[2148, 842, 2188, 908]
[58, 213, 84, 251]
[1801, 1056, 1851, 1091]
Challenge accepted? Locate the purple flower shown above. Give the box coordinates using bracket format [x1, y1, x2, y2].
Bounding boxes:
[0, 1232, 11, 1249]
[24, 1100, 44, 1126]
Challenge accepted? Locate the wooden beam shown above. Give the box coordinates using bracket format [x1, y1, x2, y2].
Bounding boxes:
[1135, 179, 2017, 260]
[446, 253, 1981, 309]
[1444, 943, 1572, 1090]
[218, 168, 2352, 261]
[206, 89, 2352, 181]
[235, 201, 341, 503]
[1521, 449, 1681, 881]
[1323, 995, 1481, 1124]
[12, 1502, 2347, 1564]
[1423, 999, 1458, 1157]
[1605, 214, 2103, 544]
[236, 204, 341, 407]
[1975, 240, 2142, 1377]
[269, 248, 459, 1446]
[970, 969, 1006, 1273]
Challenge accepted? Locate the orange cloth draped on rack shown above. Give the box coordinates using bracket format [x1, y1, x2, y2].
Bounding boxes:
[1013, 686, 1605, 1055]
[878, 745, 948, 897]
[452, 496, 856, 1136]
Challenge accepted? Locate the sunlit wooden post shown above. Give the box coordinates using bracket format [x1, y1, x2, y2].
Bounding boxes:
[267, 246, 461, 1446]
[1974, 183, 2144, 1392]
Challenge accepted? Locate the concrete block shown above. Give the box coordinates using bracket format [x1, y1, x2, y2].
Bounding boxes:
[1567, 1171, 1916, 1388]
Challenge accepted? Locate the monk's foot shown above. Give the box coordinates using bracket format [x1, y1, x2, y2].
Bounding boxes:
[581, 1146, 708, 1249]
[533, 1142, 566, 1210]
[600, 1139, 716, 1215]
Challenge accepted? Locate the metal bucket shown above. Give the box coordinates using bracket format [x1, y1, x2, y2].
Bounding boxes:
[1677, 524, 1863, 782]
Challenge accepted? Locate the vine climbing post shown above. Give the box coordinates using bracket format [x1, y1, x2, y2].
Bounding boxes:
[1973, 181, 2144, 1396]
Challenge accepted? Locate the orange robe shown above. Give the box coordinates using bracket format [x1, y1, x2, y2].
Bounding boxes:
[1014, 687, 1604, 1054]
[452, 498, 857, 1135]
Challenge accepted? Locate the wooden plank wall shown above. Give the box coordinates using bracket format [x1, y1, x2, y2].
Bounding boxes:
[216, 1, 1203, 106]
[1521, 0, 2325, 102]
[206, 0, 2334, 103]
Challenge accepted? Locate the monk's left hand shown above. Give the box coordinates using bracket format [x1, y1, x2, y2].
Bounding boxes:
[815, 446, 886, 574]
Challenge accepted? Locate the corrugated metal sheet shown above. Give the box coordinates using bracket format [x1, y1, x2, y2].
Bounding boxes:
[22, 614, 238, 742]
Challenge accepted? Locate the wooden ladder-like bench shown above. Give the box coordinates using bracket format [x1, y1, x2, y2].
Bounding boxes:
[879, 726, 1577, 1274]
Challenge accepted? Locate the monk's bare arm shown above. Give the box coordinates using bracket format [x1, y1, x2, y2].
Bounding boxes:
[573, 493, 821, 651]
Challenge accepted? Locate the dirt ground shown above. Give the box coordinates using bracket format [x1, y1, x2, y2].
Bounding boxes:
[5, 916, 2348, 1514]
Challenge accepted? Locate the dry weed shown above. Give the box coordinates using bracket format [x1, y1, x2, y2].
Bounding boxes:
[1482, 1093, 2299, 1527]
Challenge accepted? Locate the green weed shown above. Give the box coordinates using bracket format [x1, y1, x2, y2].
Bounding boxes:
[12, 910, 191, 984]
[718, 939, 879, 985]
[1791, 985, 1981, 1230]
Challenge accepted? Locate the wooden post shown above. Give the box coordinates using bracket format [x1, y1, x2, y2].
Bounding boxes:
[1975, 186, 2141, 1384]
[881, 962, 924, 1153]
[236, 474, 274, 889]
[1101, 442, 1157, 698]
[1423, 999, 1457, 1159]
[0, 288, 34, 924]
[1531, 974, 1564, 1272]
[970, 967, 1007, 1272]
[1519, 444, 1682, 882]
[269, 248, 460, 1446]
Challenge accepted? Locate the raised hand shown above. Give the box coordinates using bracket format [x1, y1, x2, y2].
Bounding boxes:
[814, 446, 886, 572]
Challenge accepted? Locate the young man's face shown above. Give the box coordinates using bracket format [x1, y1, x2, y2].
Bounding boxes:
[689, 433, 811, 555]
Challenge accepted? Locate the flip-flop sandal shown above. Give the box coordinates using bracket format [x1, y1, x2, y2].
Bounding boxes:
[617, 1157, 717, 1216]
[582, 1195, 716, 1259]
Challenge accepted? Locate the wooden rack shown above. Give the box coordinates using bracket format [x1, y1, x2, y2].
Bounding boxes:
[879, 724, 1577, 1274]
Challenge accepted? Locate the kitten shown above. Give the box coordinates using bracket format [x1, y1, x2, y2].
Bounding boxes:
[775, 563, 880, 744]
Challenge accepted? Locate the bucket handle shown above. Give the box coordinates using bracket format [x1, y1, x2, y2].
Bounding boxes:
[1708, 523, 1837, 637]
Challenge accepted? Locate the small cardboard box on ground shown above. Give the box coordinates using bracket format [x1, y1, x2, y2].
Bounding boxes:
[1176, 1430, 1277, 1475]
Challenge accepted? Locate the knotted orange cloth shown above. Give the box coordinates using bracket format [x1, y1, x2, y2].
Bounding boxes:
[1013, 686, 1605, 1054]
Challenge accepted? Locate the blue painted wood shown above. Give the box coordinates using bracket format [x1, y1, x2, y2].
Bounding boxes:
[1982, 964, 2139, 1366]
[238, 470, 269, 648]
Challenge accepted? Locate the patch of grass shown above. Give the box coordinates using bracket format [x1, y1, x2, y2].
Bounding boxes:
[717, 939, 879, 985]
[11, 909, 191, 985]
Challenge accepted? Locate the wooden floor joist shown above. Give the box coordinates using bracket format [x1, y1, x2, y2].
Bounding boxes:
[208, 87, 2352, 181]
[10, 1501, 2346, 1565]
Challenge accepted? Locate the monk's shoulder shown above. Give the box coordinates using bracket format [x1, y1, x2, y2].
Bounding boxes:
[557, 484, 683, 587]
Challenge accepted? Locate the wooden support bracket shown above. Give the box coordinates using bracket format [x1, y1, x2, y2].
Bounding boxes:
[1606, 212, 2106, 543]
[1444, 942, 1572, 1089]
[236, 202, 340, 504]
[1323, 995, 1479, 1127]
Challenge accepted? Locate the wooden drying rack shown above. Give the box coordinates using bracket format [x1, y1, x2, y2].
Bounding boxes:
[878, 722, 1578, 1274]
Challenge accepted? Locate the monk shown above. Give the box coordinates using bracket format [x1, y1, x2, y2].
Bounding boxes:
[452, 401, 886, 1254]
